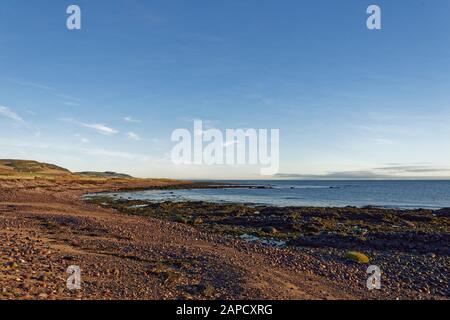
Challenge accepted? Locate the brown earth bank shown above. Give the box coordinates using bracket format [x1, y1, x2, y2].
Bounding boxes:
[0, 177, 448, 300]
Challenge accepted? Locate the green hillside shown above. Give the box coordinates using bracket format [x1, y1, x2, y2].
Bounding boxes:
[0, 159, 72, 176]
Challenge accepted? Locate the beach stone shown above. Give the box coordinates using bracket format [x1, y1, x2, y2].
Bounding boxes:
[345, 251, 370, 264]
[261, 226, 278, 234]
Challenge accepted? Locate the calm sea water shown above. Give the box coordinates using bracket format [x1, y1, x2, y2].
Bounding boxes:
[104, 180, 450, 210]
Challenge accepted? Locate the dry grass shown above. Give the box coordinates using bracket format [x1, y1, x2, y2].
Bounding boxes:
[0, 159, 70, 176]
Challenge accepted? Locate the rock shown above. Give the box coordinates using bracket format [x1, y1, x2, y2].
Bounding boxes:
[38, 293, 48, 299]
[174, 215, 188, 224]
[435, 208, 450, 218]
[261, 226, 278, 234]
[345, 251, 370, 264]
[403, 220, 416, 228]
[4, 261, 19, 268]
[37, 274, 47, 281]
[193, 217, 203, 225]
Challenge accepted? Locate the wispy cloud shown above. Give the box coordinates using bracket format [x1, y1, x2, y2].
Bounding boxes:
[124, 116, 141, 123]
[276, 164, 450, 180]
[8, 78, 81, 104]
[275, 171, 393, 180]
[57, 93, 81, 103]
[127, 132, 141, 141]
[62, 118, 118, 136]
[374, 165, 450, 173]
[0, 105, 24, 123]
[7, 79, 55, 91]
[0, 138, 152, 163]
[81, 123, 118, 136]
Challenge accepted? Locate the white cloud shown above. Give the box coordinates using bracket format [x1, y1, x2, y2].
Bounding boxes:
[0, 105, 24, 122]
[64, 101, 81, 107]
[127, 132, 141, 141]
[124, 116, 141, 123]
[81, 123, 118, 136]
[63, 118, 118, 136]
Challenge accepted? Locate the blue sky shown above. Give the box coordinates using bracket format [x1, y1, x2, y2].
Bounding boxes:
[1, 0, 449, 179]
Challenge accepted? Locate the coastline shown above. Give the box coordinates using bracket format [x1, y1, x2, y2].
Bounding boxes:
[93, 179, 450, 210]
[1, 177, 448, 300]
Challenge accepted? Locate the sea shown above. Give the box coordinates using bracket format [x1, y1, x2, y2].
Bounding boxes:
[100, 180, 450, 210]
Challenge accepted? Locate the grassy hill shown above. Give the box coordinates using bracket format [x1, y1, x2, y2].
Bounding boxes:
[0, 159, 134, 180]
[76, 171, 134, 179]
[0, 160, 72, 177]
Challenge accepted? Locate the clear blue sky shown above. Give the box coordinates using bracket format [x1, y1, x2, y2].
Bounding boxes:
[1, 0, 449, 179]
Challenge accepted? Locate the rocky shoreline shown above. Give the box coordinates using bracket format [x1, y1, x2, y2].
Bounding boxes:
[1, 177, 448, 300]
[86, 191, 450, 299]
